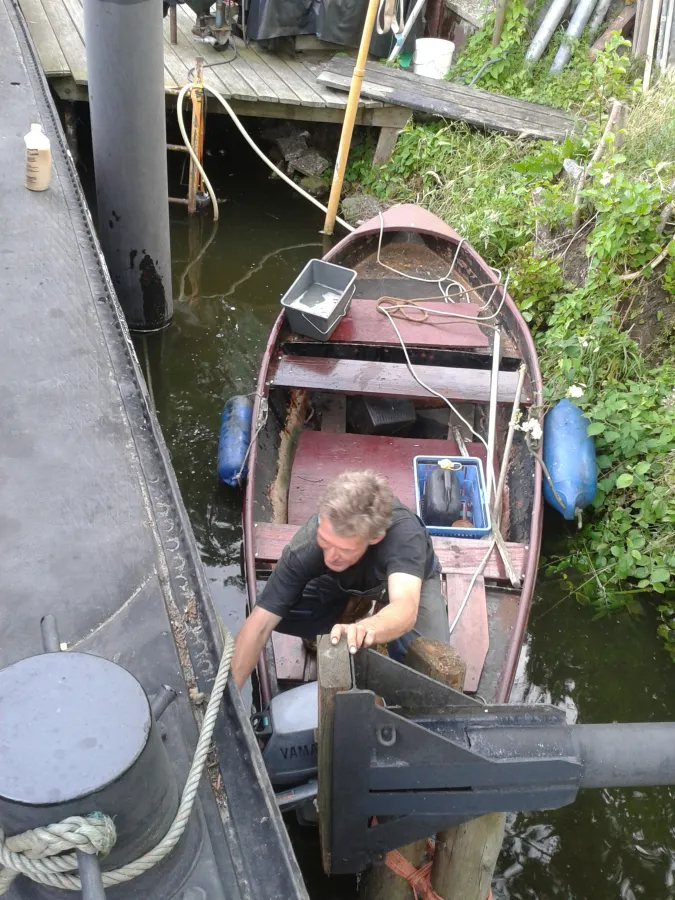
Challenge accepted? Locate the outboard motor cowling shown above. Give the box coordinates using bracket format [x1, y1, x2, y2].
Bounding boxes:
[253, 681, 319, 787]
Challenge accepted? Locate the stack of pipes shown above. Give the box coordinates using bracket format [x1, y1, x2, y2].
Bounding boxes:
[524, 0, 611, 70]
[634, 0, 674, 87]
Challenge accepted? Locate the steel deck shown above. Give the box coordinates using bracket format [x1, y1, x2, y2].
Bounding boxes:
[0, 1, 306, 895]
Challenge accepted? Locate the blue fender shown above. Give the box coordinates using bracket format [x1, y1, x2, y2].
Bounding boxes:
[542, 399, 597, 520]
[217, 395, 254, 487]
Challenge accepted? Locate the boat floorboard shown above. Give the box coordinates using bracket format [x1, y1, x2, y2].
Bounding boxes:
[287, 431, 488, 524]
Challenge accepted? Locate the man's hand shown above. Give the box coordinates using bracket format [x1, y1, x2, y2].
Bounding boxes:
[330, 621, 377, 654]
[231, 606, 281, 689]
[330, 573, 422, 654]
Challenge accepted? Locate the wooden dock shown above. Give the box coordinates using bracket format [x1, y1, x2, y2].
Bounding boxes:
[18, 0, 410, 130]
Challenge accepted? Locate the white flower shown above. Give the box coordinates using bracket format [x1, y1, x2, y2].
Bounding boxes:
[581, 340, 588, 347]
[518, 418, 543, 441]
[593, 346, 599, 353]
[600, 170, 612, 186]
[567, 384, 585, 399]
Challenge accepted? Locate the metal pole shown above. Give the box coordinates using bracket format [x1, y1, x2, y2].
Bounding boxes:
[40, 615, 61, 652]
[188, 59, 205, 216]
[525, 0, 569, 63]
[323, 0, 382, 236]
[83, 0, 173, 331]
[388, 0, 426, 61]
[77, 851, 107, 900]
[485, 328, 501, 507]
[549, 0, 600, 72]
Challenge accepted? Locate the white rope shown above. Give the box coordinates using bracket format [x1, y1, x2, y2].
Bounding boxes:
[235, 397, 269, 486]
[448, 539, 496, 636]
[177, 82, 355, 232]
[176, 83, 220, 221]
[0, 627, 235, 892]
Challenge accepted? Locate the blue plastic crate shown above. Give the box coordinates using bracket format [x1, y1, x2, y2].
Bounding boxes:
[413, 455, 491, 539]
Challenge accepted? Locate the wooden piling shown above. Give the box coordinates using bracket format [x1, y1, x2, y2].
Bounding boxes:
[361, 638, 504, 899]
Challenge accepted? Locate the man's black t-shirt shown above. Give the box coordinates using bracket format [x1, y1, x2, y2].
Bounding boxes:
[257, 499, 438, 619]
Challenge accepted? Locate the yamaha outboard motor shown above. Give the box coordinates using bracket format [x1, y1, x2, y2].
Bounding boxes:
[252, 682, 319, 823]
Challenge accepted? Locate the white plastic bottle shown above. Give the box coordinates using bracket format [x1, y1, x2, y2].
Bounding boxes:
[24, 123, 51, 191]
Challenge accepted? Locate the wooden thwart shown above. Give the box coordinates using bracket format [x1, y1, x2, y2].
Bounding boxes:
[271, 356, 532, 405]
[253, 522, 528, 582]
[288, 299, 490, 349]
[318, 56, 579, 142]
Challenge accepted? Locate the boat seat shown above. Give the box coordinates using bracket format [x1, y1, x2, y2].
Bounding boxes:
[270, 356, 532, 405]
[252, 522, 528, 582]
[285, 299, 490, 350]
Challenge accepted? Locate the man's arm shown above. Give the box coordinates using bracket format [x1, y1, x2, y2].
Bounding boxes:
[231, 605, 281, 689]
[330, 572, 421, 654]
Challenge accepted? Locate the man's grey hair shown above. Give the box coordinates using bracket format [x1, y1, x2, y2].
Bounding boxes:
[318, 471, 393, 541]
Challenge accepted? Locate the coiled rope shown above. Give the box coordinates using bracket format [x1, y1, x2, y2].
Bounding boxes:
[0, 626, 235, 892]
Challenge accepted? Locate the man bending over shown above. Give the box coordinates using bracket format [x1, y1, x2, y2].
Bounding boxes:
[231, 470, 449, 690]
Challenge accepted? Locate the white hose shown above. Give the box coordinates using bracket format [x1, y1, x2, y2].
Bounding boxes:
[177, 83, 355, 232]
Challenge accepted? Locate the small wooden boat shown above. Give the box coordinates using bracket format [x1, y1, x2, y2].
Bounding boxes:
[243, 205, 543, 706]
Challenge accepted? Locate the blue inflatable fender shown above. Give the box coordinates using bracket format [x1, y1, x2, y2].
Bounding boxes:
[543, 398, 597, 520]
[218, 395, 254, 487]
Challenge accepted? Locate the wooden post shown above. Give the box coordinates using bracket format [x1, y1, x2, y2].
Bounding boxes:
[317, 634, 352, 875]
[492, 0, 508, 45]
[373, 126, 401, 165]
[188, 58, 205, 216]
[409, 638, 505, 900]
[572, 99, 627, 228]
[360, 639, 467, 900]
[360, 842, 427, 900]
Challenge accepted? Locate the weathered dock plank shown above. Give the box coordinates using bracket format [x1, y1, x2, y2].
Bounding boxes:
[318, 55, 580, 141]
[17, 0, 65, 74]
[34, 0, 85, 82]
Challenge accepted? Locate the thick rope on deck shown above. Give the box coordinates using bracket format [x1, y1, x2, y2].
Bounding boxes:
[0, 625, 235, 892]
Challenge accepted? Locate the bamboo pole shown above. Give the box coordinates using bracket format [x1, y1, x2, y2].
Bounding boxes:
[188, 58, 205, 216]
[323, 0, 382, 235]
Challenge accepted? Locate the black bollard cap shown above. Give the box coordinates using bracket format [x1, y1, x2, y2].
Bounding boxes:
[0, 652, 150, 804]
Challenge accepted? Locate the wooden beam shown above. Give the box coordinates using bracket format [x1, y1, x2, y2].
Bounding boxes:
[317, 635, 353, 875]
[270, 356, 533, 405]
[373, 124, 404, 165]
[318, 56, 580, 142]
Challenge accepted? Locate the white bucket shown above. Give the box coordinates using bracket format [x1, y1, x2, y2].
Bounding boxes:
[413, 38, 455, 79]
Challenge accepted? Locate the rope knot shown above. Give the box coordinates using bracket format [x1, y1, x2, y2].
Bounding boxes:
[0, 813, 116, 894]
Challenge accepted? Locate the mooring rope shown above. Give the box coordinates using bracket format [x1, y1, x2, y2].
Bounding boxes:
[0, 625, 235, 892]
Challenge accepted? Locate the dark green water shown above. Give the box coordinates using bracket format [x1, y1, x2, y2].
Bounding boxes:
[136, 125, 675, 900]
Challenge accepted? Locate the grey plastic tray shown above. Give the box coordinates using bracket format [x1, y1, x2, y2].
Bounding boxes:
[281, 258, 356, 341]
